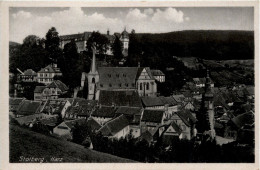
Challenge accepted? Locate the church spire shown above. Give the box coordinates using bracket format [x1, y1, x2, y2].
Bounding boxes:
[90, 44, 96, 73]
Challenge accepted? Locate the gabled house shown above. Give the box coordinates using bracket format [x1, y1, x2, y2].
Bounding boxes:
[91, 106, 117, 125]
[115, 106, 143, 138]
[15, 100, 45, 117]
[34, 80, 68, 100]
[141, 96, 178, 119]
[37, 63, 62, 85]
[53, 118, 86, 140]
[150, 69, 165, 82]
[140, 109, 166, 133]
[169, 109, 197, 140]
[19, 69, 37, 82]
[41, 99, 71, 118]
[162, 121, 182, 146]
[9, 98, 25, 116]
[15, 113, 55, 127]
[97, 114, 130, 139]
[64, 98, 97, 119]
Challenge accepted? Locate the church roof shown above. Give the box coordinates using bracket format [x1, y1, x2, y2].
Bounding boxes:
[98, 67, 140, 90]
[99, 90, 142, 107]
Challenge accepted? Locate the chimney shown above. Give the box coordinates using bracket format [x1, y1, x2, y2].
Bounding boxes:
[107, 29, 110, 35]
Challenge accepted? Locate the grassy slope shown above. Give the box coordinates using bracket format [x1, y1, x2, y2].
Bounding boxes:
[10, 124, 135, 163]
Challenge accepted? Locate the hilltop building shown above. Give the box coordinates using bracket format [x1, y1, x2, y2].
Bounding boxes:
[59, 28, 129, 56]
[37, 63, 62, 85]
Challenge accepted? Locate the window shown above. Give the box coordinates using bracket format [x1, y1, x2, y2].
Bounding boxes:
[119, 83, 121, 87]
[123, 74, 126, 77]
[140, 83, 142, 90]
[100, 84, 103, 87]
[116, 74, 119, 77]
[109, 84, 112, 87]
[40, 74, 43, 77]
[108, 74, 111, 77]
[92, 77, 95, 83]
[146, 83, 149, 90]
[45, 74, 48, 77]
[125, 83, 128, 87]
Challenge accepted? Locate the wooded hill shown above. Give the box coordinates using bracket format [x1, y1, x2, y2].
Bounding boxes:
[134, 30, 254, 60]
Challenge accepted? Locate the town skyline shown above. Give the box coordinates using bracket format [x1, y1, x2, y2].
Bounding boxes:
[10, 7, 254, 43]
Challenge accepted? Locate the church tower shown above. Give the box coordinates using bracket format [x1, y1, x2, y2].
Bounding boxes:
[204, 69, 216, 139]
[120, 27, 129, 57]
[87, 45, 99, 100]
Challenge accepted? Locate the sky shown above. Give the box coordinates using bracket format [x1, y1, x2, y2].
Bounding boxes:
[9, 7, 254, 43]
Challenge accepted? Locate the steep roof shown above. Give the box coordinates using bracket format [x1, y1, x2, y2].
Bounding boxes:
[141, 96, 178, 107]
[16, 100, 42, 116]
[98, 114, 130, 136]
[151, 69, 165, 76]
[15, 113, 54, 125]
[167, 121, 182, 135]
[87, 117, 102, 131]
[64, 118, 87, 129]
[175, 109, 197, 127]
[231, 111, 254, 129]
[46, 80, 68, 92]
[98, 67, 139, 90]
[115, 106, 142, 116]
[99, 90, 142, 107]
[38, 64, 62, 74]
[23, 69, 37, 76]
[60, 33, 85, 41]
[34, 86, 46, 93]
[141, 110, 165, 123]
[172, 94, 185, 103]
[92, 106, 117, 118]
[42, 99, 68, 114]
[9, 98, 25, 107]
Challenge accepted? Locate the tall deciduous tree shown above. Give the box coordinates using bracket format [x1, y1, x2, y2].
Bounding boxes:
[45, 27, 62, 63]
[111, 36, 123, 66]
[86, 31, 109, 59]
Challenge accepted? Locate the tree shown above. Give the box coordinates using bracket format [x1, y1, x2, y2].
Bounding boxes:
[45, 27, 62, 63]
[61, 40, 82, 89]
[111, 36, 123, 66]
[86, 31, 109, 59]
[10, 35, 49, 72]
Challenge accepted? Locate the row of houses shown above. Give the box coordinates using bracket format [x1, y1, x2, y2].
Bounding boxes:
[17, 63, 62, 85]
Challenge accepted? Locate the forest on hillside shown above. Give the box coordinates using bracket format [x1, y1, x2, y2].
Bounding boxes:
[134, 30, 254, 60]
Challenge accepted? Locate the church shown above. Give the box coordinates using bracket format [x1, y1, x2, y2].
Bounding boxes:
[81, 46, 157, 100]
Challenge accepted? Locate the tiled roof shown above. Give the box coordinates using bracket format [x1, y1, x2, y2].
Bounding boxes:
[46, 80, 68, 92]
[15, 113, 53, 125]
[34, 86, 45, 93]
[167, 121, 182, 135]
[16, 100, 42, 116]
[98, 67, 139, 90]
[142, 96, 178, 107]
[38, 64, 62, 73]
[151, 69, 165, 76]
[64, 118, 87, 129]
[9, 98, 25, 107]
[42, 99, 68, 114]
[98, 114, 129, 136]
[38, 115, 59, 127]
[231, 111, 254, 129]
[115, 106, 142, 116]
[23, 69, 37, 76]
[92, 106, 117, 118]
[172, 94, 185, 103]
[175, 109, 197, 127]
[99, 90, 142, 107]
[60, 33, 85, 41]
[141, 110, 165, 123]
[86, 117, 101, 131]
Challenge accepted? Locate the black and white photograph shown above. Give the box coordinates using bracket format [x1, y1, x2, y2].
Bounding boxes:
[1, 1, 259, 169]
